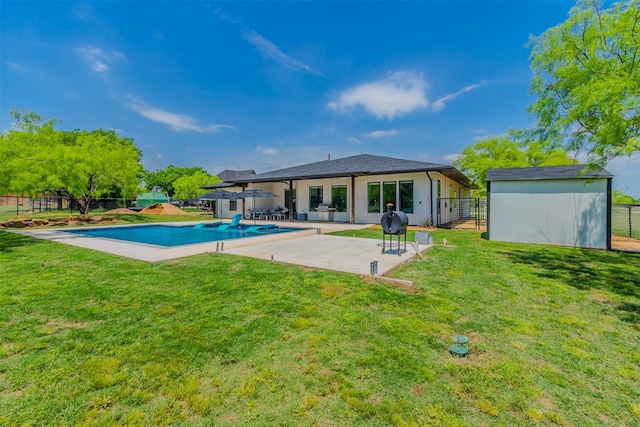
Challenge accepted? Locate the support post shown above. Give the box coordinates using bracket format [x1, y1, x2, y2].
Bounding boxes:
[350, 176, 355, 224]
[289, 180, 294, 222]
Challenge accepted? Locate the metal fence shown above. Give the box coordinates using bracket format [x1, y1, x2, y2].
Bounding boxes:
[437, 198, 487, 229]
[0, 195, 133, 216]
[612, 203, 640, 239]
[0, 195, 70, 216]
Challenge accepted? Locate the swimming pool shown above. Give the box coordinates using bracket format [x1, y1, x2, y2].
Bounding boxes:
[67, 223, 302, 247]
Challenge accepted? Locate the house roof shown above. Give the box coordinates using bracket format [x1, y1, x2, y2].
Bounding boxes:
[486, 165, 613, 182]
[216, 169, 256, 181]
[226, 154, 472, 186]
[201, 169, 256, 190]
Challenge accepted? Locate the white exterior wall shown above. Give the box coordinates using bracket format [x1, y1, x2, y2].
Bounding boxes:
[214, 171, 464, 225]
[296, 177, 352, 222]
[488, 179, 608, 249]
[353, 172, 433, 226]
[430, 172, 471, 225]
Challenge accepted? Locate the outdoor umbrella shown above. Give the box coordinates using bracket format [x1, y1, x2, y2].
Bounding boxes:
[198, 189, 238, 217]
[235, 188, 279, 224]
[199, 189, 238, 200]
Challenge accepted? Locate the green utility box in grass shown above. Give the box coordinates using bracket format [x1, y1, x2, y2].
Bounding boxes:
[136, 192, 169, 208]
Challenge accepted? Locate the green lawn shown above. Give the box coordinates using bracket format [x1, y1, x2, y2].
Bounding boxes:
[1, 226, 639, 426]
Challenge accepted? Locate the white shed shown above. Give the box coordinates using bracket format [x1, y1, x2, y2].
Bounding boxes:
[487, 165, 613, 250]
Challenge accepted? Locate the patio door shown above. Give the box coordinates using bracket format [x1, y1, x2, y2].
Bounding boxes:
[285, 189, 296, 216]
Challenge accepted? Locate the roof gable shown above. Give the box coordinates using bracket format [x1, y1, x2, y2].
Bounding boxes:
[216, 169, 255, 181]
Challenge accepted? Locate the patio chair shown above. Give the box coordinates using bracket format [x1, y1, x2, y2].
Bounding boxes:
[273, 207, 288, 220]
[218, 213, 242, 230]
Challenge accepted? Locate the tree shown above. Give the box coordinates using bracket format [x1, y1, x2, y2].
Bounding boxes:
[454, 133, 574, 196]
[143, 165, 211, 197]
[1, 111, 143, 214]
[173, 170, 219, 201]
[612, 189, 640, 204]
[528, 0, 640, 168]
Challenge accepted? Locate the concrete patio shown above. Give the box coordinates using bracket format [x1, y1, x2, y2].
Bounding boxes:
[14, 220, 428, 276]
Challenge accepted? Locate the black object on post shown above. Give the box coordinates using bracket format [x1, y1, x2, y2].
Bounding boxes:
[381, 203, 408, 256]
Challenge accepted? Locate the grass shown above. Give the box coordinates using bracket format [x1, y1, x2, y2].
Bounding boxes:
[1, 225, 639, 425]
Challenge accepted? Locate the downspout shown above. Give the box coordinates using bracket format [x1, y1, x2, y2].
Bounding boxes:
[426, 172, 433, 226]
[606, 177, 612, 250]
[350, 175, 356, 224]
[486, 180, 491, 240]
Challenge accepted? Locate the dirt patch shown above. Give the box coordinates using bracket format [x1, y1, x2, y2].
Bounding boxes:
[0, 216, 114, 228]
[105, 208, 138, 214]
[611, 235, 640, 253]
[139, 203, 188, 215]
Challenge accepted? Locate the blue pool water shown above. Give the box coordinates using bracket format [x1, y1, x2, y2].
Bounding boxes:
[67, 224, 301, 247]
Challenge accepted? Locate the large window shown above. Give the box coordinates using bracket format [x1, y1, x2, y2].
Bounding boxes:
[309, 186, 323, 211]
[399, 180, 414, 213]
[229, 199, 237, 211]
[367, 182, 380, 213]
[383, 181, 397, 210]
[331, 186, 347, 212]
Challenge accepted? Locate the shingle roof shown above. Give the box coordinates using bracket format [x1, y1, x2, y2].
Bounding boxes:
[216, 169, 256, 181]
[486, 165, 613, 181]
[226, 154, 472, 186]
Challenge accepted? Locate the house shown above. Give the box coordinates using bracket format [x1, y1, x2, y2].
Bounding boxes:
[207, 154, 472, 226]
[486, 165, 613, 250]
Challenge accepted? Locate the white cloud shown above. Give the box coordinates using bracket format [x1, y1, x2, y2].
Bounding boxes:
[124, 95, 234, 133]
[256, 146, 279, 155]
[346, 137, 361, 144]
[474, 131, 509, 141]
[215, 8, 321, 76]
[241, 29, 323, 76]
[92, 61, 108, 72]
[328, 71, 428, 119]
[432, 81, 488, 112]
[155, 153, 164, 160]
[78, 45, 125, 74]
[6, 62, 23, 71]
[441, 153, 462, 163]
[363, 129, 399, 138]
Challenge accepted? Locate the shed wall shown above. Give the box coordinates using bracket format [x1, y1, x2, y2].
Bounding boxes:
[488, 179, 608, 249]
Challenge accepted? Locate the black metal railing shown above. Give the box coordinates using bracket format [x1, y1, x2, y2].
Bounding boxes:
[1, 195, 134, 216]
[0, 194, 69, 216]
[612, 203, 640, 239]
[437, 198, 487, 229]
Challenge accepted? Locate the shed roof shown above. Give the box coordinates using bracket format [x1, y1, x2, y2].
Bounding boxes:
[226, 154, 472, 186]
[486, 165, 613, 182]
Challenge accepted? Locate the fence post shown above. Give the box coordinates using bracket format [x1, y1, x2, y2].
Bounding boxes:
[629, 206, 633, 238]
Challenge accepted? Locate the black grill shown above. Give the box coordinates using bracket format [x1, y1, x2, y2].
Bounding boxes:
[381, 204, 408, 256]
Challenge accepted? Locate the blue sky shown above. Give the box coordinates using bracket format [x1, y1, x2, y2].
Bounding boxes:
[2, 1, 638, 197]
